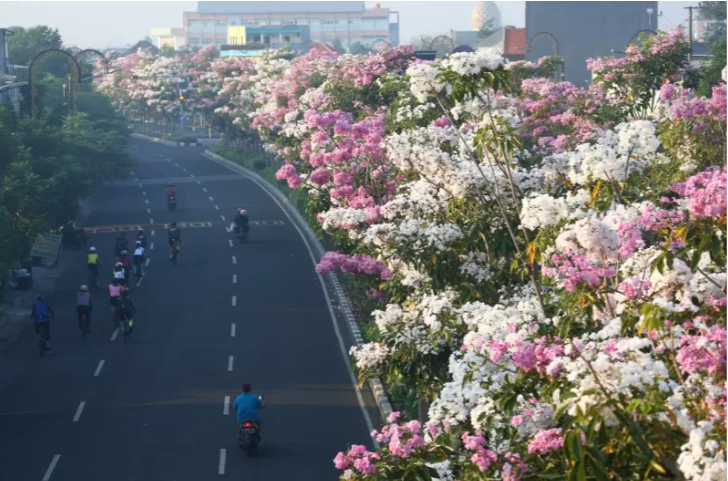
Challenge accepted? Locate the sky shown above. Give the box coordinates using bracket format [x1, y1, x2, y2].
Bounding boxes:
[0, 0, 700, 49]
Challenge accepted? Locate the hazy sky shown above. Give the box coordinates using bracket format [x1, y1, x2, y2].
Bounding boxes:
[1, 1, 700, 49]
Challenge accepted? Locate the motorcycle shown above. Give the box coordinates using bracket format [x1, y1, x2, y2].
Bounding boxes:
[237, 395, 265, 456]
[235, 225, 249, 242]
[167, 195, 177, 211]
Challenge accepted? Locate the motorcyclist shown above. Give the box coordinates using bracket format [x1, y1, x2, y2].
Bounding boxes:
[115, 232, 129, 256]
[133, 241, 145, 276]
[87, 247, 100, 286]
[233, 208, 249, 235]
[31, 294, 55, 352]
[76, 285, 92, 333]
[168, 222, 181, 260]
[233, 382, 264, 435]
[136, 229, 148, 248]
[165, 183, 177, 199]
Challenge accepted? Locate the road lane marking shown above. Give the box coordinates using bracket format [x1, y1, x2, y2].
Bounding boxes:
[203, 152, 380, 444]
[145, 258, 151, 267]
[203, 188, 208, 193]
[151, 230, 155, 236]
[147, 208, 151, 214]
[228, 239, 233, 247]
[220, 215, 226, 221]
[150, 242, 154, 250]
[230, 323, 236, 337]
[174, 163, 179, 167]
[228, 356, 234, 372]
[93, 360, 105, 377]
[73, 401, 86, 422]
[142, 191, 146, 196]
[231, 295, 236, 307]
[218, 449, 226, 475]
[134, 177, 139, 181]
[43, 454, 61, 481]
[149, 218, 154, 223]
[232, 274, 237, 284]
[190, 174, 195, 178]
[182, 168, 187, 172]
[130, 170, 134, 175]
[166, 158, 170, 161]
[214, 205, 219, 210]
[145, 200, 149, 204]
[232, 255, 236, 265]
[138, 183, 143, 188]
[111, 329, 119, 341]
[136, 276, 144, 287]
[196, 180, 201, 184]
[223, 396, 230, 415]
[209, 196, 214, 201]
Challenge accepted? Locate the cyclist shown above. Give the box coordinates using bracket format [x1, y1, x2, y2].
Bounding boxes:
[113, 261, 126, 287]
[108, 279, 123, 321]
[87, 246, 100, 287]
[31, 294, 55, 352]
[116, 289, 137, 333]
[168, 222, 181, 260]
[234, 382, 264, 435]
[165, 183, 177, 199]
[136, 229, 148, 248]
[115, 231, 128, 257]
[133, 241, 145, 277]
[76, 285, 92, 333]
[118, 250, 131, 284]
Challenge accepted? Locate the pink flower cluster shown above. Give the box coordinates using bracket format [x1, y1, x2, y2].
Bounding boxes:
[676, 324, 727, 377]
[527, 428, 565, 455]
[461, 431, 498, 472]
[316, 252, 392, 280]
[334, 445, 380, 475]
[275, 163, 302, 189]
[489, 336, 564, 375]
[370, 413, 426, 458]
[670, 167, 727, 220]
[618, 277, 652, 299]
[542, 251, 617, 292]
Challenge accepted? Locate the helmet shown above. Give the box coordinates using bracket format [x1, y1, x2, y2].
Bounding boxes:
[36, 294, 44, 301]
[238, 207, 245, 213]
[80, 285, 88, 292]
[168, 182, 174, 187]
[239, 209, 247, 216]
[135, 240, 141, 246]
[121, 250, 128, 255]
[138, 229, 144, 234]
[115, 262, 123, 267]
[89, 246, 96, 252]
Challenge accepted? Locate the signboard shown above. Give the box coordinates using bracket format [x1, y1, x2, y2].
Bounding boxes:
[30, 233, 62, 263]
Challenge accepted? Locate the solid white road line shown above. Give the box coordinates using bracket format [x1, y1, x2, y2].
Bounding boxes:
[228, 356, 234, 372]
[73, 401, 86, 422]
[145, 258, 151, 267]
[111, 329, 119, 341]
[150, 242, 154, 250]
[228, 239, 233, 247]
[223, 396, 230, 415]
[204, 153, 380, 445]
[93, 360, 105, 377]
[203, 187, 208, 193]
[232, 255, 236, 265]
[209, 196, 214, 202]
[230, 323, 236, 337]
[218, 449, 226, 475]
[232, 274, 237, 284]
[42, 455, 61, 481]
[231, 295, 236, 307]
[220, 215, 226, 221]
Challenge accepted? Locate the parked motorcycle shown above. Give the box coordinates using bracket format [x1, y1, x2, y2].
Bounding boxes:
[167, 195, 177, 211]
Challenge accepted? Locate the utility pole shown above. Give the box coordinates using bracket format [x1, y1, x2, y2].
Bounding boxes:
[686, 5, 696, 61]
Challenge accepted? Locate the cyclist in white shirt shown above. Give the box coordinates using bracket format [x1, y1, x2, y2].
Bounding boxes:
[133, 241, 145, 277]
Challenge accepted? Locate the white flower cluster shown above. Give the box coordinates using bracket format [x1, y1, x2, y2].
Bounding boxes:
[361, 219, 464, 253]
[440, 50, 505, 76]
[407, 63, 445, 103]
[677, 421, 727, 481]
[350, 342, 390, 370]
[458, 251, 493, 283]
[555, 216, 619, 261]
[519, 189, 591, 230]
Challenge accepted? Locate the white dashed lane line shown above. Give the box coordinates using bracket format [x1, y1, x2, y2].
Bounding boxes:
[228, 356, 234, 372]
[142, 191, 146, 196]
[232, 274, 237, 284]
[223, 396, 230, 415]
[93, 360, 105, 377]
[174, 163, 179, 167]
[232, 255, 236, 265]
[42, 454, 61, 481]
[182, 168, 187, 172]
[73, 401, 86, 422]
[218, 449, 226, 475]
[147, 208, 151, 214]
[228, 239, 233, 247]
[214, 205, 219, 211]
[230, 323, 236, 337]
[221, 215, 226, 221]
[151, 230, 155, 236]
[111, 329, 119, 341]
[209, 196, 214, 202]
[145, 200, 149, 205]
[145, 258, 151, 267]
[203, 188, 208, 193]
[231, 296, 236, 307]
[150, 243, 154, 250]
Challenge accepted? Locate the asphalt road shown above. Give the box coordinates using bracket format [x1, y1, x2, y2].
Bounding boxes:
[0, 138, 379, 481]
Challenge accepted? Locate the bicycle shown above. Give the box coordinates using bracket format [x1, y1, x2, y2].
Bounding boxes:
[79, 312, 90, 341]
[88, 265, 99, 288]
[119, 313, 132, 344]
[36, 321, 51, 357]
[170, 240, 180, 264]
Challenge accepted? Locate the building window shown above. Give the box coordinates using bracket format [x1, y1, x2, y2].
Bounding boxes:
[216, 20, 226, 26]
[270, 20, 281, 25]
[309, 19, 320, 25]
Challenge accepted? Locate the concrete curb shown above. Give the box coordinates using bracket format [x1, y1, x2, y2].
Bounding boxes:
[203, 150, 393, 422]
[131, 132, 199, 147]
